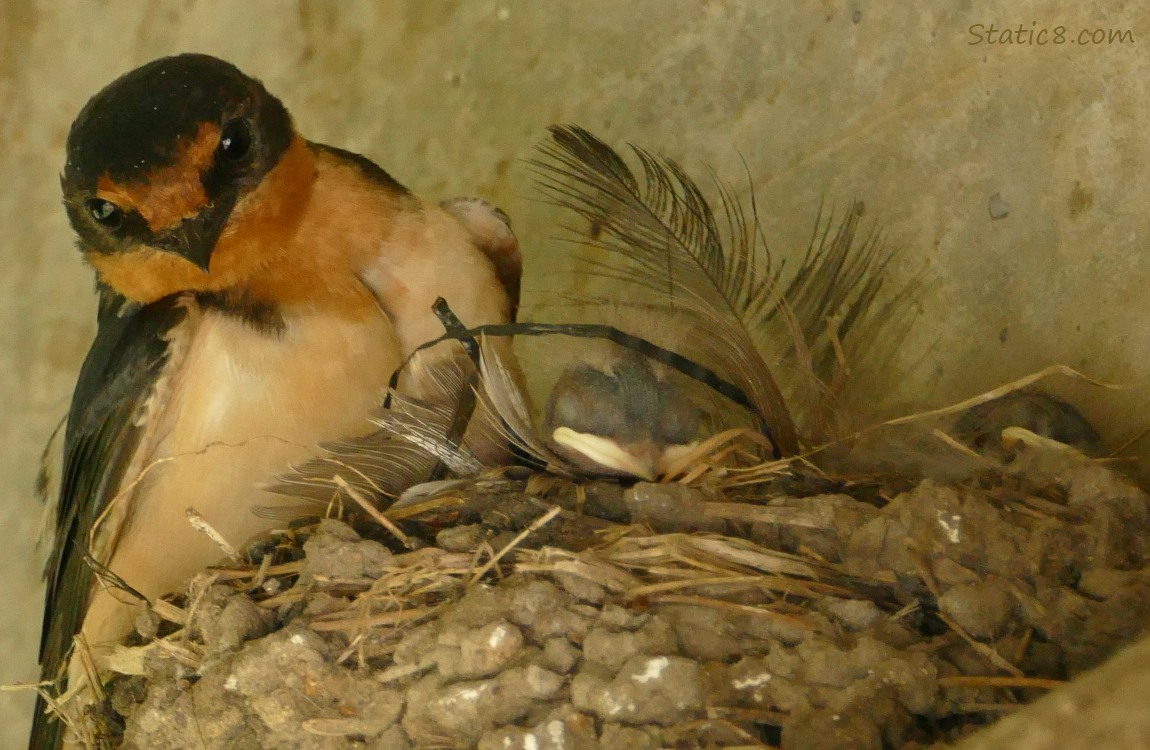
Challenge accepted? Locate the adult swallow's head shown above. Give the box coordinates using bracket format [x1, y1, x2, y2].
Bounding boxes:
[62, 53, 309, 303]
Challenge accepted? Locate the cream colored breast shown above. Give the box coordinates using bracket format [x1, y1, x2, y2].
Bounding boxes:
[165, 306, 400, 453]
[88, 303, 400, 632]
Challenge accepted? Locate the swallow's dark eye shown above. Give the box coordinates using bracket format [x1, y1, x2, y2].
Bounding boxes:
[86, 199, 122, 228]
[219, 119, 252, 160]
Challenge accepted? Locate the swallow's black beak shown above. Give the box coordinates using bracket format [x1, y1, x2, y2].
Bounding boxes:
[152, 205, 230, 272]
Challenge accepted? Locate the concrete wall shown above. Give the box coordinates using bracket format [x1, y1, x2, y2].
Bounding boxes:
[2, 1, 1147, 744]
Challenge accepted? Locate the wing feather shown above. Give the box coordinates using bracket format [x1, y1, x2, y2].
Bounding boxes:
[32, 289, 184, 750]
[530, 125, 916, 447]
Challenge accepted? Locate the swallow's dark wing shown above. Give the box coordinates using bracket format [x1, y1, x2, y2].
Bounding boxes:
[32, 288, 185, 750]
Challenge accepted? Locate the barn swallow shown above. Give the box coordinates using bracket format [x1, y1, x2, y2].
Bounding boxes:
[954, 389, 1102, 458]
[33, 53, 518, 748]
[544, 348, 701, 480]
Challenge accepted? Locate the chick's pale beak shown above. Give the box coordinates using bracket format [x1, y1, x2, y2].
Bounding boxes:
[551, 427, 659, 481]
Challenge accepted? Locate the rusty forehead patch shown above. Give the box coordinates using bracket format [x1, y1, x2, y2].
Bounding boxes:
[95, 121, 222, 232]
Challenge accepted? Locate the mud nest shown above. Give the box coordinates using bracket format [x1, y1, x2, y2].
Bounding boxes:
[82, 437, 1150, 750]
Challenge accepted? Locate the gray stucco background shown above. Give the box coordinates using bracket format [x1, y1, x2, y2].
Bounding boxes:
[1, 1, 1147, 744]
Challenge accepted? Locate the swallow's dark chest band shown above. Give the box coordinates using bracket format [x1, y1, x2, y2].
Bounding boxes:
[197, 291, 286, 336]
